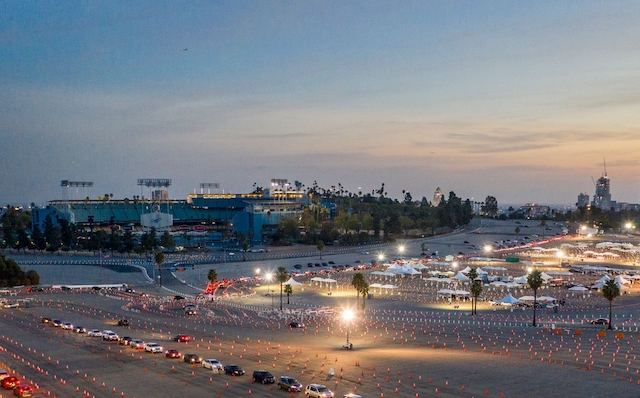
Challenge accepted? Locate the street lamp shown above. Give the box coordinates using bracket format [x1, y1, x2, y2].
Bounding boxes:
[377, 253, 385, 264]
[398, 245, 405, 258]
[265, 273, 274, 307]
[483, 244, 492, 254]
[343, 309, 354, 349]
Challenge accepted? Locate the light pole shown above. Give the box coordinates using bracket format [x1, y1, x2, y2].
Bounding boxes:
[266, 273, 274, 308]
[343, 309, 354, 349]
[377, 253, 384, 265]
[398, 245, 405, 259]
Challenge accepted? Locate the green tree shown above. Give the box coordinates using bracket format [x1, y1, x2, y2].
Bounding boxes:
[420, 242, 426, 255]
[317, 240, 325, 259]
[0, 255, 26, 287]
[160, 231, 175, 249]
[602, 280, 620, 330]
[25, 269, 40, 285]
[527, 270, 544, 327]
[468, 268, 482, 315]
[31, 225, 46, 252]
[16, 227, 30, 253]
[351, 273, 365, 308]
[540, 219, 547, 238]
[284, 283, 293, 305]
[154, 251, 165, 286]
[360, 281, 370, 310]
[122, 230, 135, 253]
[207, 268, 218, 283]
[514, 227, 521, 240]
[276, 266, 289, 311]
[481, 196, 499, 218]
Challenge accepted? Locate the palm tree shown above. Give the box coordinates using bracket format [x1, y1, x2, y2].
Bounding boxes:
[527, 270, 544, 327]
[207, 268, 218, 283]
[154, 251, 165, 286]
[284, 284, 293, 305]
[514, 227, 520, 240]
[540, 219, 547, 239]
[276, 267, 288, 311]
[351, 273, 365, 307]
[317, 240, 325, 259]
[602, 280, 621, 330]
[468, 268, 481, 315]
[360, 281, 370, 311]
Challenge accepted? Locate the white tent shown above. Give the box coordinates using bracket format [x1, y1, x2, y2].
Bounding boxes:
[513, 275, 528, 284]
[380, 284, 398, 289]
[537, 296, 556, 302]
[496, 294, 522, 305]
[453, 272, 470, 282]
[568, 286, 588, 291]
[284, 277, 302, 286]
[518, 295, 535, 301]
[437, 289, 455, 296]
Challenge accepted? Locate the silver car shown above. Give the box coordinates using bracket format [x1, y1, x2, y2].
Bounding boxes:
[203, 359, 223, 371]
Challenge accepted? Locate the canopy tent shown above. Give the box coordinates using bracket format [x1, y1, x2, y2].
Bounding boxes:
[371, 271, 397, 277]
[380, 284, 398, 289]
[513, 275, 528, 284]
[540, 272, 554, 281]
[496, 294, 522, 305]
[284, 278, 302, 286]
[426, 277, 454, 283]
[518, 295, 535, 301]
[537, 296, 556, 302]
[568, 286, 588, 291]
[437, 289, 455, 295]
[310, 277, 337, 283]
[453, 272, 470, 282]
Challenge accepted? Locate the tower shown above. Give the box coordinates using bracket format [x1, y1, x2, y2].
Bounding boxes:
[432, 187, 443, 206]
[592, 160, 611, 210]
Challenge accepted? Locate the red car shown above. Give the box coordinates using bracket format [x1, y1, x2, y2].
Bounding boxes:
[165, 349, 181, 358]
[173, 334, 191, 343]
[2, 376, 20, 389]
[13, 384, 33, 397]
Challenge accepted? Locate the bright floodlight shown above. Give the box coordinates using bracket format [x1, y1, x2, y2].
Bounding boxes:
[452, 261, 458, 269]
[378, 253, 385, 262]
[483, 245, 492, 253]
[626, 222, 633, 229]
[265, 273, 273, 281]
[398, 245, 405, 254]
[343, 309, 355, 322]
[581, 225, 587, 230]
[255, 268, 261, 275]
[556, 251, 564, 258]
[527, 267, 533, 274]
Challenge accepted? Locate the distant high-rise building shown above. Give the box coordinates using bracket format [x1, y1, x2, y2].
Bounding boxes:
[592, 171, 611, 210]
[577, 193, 590, 208]
[432, 187, 443, 206]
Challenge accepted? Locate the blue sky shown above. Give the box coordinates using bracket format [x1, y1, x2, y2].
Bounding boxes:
[2, 0, 639, 206]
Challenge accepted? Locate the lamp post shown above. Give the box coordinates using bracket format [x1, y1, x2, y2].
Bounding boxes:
[377, 253, 384, 265]
[266, 273, 274, 308]
[398, 245, 405, 259]
[343, 309, 354, 349]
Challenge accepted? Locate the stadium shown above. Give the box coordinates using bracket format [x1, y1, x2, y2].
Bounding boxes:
[32, 179, 308, 245]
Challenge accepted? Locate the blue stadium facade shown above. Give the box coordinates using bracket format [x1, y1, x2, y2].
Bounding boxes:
[32, 192, 308, 244]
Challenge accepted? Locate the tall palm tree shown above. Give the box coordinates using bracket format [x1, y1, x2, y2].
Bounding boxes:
[527, 270, 544, 327]
[284, 284, 293, 305]
[207, 268, 218, 283]
[317, 240, 325, 259]
[540, 220, 547, 239]
[154, 251, 165, 286]
[351, 273, 365, 307]
[602, 280, 621, 330]
[276, 267, 289, 311]
[468, 268, 481, 315]
[360, 282, 370, 311]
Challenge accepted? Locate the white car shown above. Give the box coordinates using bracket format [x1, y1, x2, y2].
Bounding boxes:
[62, 322, 73, 330]
[144, 342, 163, 353]
[203, 359, 223, 371]
[102, 330, 119, 341]
[88, 329, 102, 337]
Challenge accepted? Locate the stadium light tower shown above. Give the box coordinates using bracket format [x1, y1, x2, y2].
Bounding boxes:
[200, 183, 220, 194]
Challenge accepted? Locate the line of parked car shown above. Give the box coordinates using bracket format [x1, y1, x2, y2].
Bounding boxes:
[39, 317, 358, 397]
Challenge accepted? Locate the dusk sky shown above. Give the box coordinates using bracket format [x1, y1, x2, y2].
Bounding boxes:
[2, 1, 639, 206]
